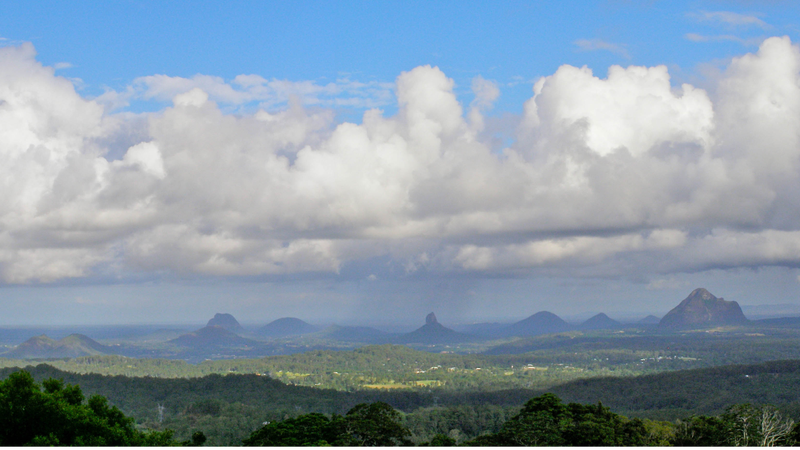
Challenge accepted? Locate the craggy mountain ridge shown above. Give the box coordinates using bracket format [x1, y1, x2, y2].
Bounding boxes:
[659, 288, 749, 329]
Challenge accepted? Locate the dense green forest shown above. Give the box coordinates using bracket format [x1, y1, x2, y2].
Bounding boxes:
[4, 368, 799, 446]
[6, 358, 800, 445]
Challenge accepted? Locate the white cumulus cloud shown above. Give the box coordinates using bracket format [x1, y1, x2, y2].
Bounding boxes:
[2, 38, 800, 285]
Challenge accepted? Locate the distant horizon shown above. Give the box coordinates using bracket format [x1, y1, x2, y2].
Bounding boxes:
[4, 294, 800, 329]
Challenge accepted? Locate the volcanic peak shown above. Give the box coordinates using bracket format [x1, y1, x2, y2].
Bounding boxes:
[396, 312, 477, 344]
[659, 288, 748, 329]
[580, 313, 622, 331]
[4, 333, 108, 359]
[259, 317, 318, 338]
[505, 311, 573, 336]
[426, 312, 438, 325]
[206, 313, 244, 333]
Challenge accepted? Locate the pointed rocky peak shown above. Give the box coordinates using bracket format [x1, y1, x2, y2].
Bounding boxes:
[419, 312, 447, 332]
[689, 288, 715, 300]
[660, 288, 748, 329]
[396, 312, 478, 344]
[679, 288, 719, 307]
[426, 312, 438, 325]
[681, 288, 728, 309]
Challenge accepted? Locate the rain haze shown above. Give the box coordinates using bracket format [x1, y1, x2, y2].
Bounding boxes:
[2, 0, 800, 328]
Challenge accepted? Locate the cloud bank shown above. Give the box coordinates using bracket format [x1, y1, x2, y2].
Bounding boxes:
[2, 37, 800, 284]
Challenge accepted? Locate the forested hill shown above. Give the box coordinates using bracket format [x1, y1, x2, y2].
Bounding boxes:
[549, 359, 800, 420]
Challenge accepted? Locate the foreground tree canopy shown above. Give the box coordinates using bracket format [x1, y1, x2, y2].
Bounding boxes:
[243, 393, 800, 447]
[242, 393, 649, 446]
[0, 370, 181, 446]
[463, 393, 649, 446]
[243, 401, 412, 446]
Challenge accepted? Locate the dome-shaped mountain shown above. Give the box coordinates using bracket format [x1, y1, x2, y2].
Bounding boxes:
[579, 313, 622, 331]
[638, 315, 661, 325]
[396, 312, 477, 344]
[258, 317, 318, 338]
[659, 288, 749, 329]
[505, 311, 573, 337]
[4, 335, 58, 359]
[4, 334, 109, 359]
[206, 313, 244, 333]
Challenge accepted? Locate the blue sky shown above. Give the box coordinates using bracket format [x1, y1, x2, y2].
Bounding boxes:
[5, 1, 795, 112]
[2, 1, 800, 326]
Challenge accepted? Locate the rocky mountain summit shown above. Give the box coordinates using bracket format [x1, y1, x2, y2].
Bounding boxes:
[206, 313, 244, 333]
[396, 312, 477, 344]
[426, 312, 438, 325]
[659, 288, 748, 329]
